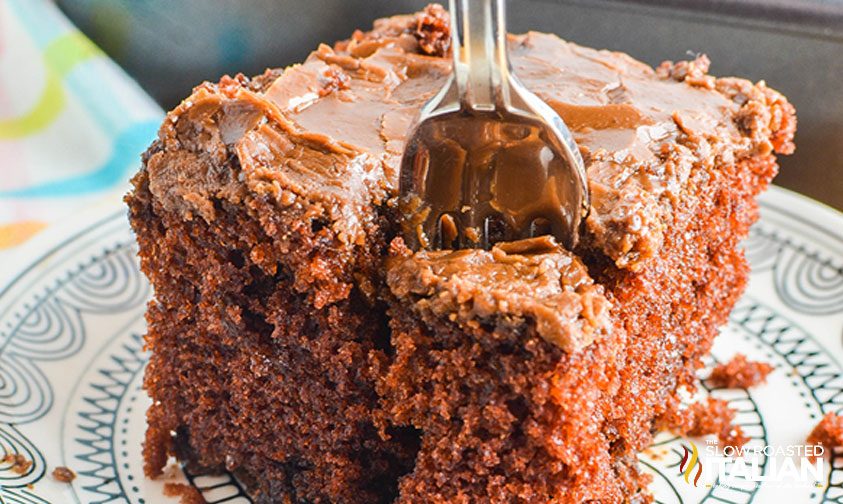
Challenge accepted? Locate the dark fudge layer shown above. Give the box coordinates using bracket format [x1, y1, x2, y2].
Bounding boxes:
[127, 5, 795, 503]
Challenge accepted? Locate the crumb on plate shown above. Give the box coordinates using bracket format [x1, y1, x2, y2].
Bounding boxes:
[163, 482, 206, 504]
[52, 466, 76, 483]
[807, 412, 843, 459]
[709, 353, 774, 389]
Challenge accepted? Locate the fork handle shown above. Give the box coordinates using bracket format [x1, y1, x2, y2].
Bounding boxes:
[450, 0, 511, 111]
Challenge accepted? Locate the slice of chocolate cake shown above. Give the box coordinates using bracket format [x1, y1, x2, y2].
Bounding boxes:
[126, 5, 795, 503]
[381, 237, 624, 501]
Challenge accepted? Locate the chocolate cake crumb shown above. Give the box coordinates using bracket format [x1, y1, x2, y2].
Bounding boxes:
[164, 483, 207, 504]
[710, 354, 774, 389]
[52, 466, 76, 483]
[414, 4, 450, 56]
[318, 66, 351, 96]
[673, 398, 749, 449]
[217, 73, 252, 96]
[807, 412, 843, 457]
[3, 453, 33, 475]
[656, 55, 714, 89]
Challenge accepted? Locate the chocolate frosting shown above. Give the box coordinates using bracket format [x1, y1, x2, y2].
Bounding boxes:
[142, 7, 795, 351]
[386, 236, 611, 352]
[258, 13, 791, 270]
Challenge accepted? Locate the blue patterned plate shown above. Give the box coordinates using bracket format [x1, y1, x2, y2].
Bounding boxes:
[1, 187, 841, 503]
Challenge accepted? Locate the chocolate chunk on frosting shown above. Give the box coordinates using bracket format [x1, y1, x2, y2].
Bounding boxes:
[386, 236, 612, 352]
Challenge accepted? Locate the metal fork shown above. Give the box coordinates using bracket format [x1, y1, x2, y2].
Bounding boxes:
[399, 0, 589, 250]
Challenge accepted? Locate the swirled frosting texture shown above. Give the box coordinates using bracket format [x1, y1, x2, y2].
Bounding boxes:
[143, 6, 794, 350]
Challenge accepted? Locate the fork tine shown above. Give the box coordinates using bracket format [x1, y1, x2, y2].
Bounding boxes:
[398, 0, 588, 253]
[437, 213, 460, 249]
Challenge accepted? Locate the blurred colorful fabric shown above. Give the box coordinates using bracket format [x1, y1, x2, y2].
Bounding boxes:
[0, 0, 162, 253]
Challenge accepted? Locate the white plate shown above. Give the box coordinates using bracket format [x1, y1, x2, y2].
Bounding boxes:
[1, 186, 841, 504]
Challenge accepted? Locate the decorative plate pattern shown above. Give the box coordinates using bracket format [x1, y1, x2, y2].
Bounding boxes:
[0, 187, 841, 503]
